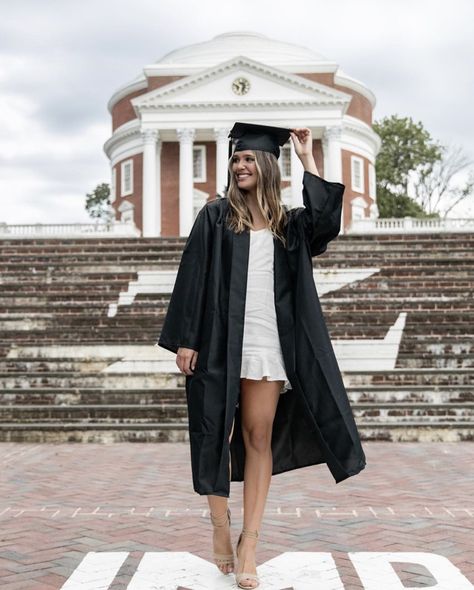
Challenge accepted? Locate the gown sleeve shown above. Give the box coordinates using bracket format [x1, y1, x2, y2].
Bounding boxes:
[289, 171, 345, 257]
[156, 204, 213, 354]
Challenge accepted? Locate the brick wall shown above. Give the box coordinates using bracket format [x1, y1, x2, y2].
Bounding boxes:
[160, 142, 180, 236]
[297, 72, 373, 126]
[341, 148, 374, 232]
[112, 153, 143, 231]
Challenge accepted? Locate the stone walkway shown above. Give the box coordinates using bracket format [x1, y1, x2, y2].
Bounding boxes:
[0, 442, 473, 589]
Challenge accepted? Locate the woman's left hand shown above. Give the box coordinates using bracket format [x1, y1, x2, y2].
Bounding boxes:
[290, 127, 313, 159]
[290, 127, 319, 175]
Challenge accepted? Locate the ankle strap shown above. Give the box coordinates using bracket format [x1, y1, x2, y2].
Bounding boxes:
[210, 507, 230, 526]
[241, 528, 258, 539]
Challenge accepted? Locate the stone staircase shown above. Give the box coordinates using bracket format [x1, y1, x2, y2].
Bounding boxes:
[0, 233, 472, 442]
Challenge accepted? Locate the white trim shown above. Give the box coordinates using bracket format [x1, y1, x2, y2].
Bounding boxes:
[334, 68, 376, 107]
[351, 155, 364, 194]
[368, 162, 376, 200]
[348, 217, 474, 234]
[341, 115, 381, 159]
[104, 119, 141, 159]
[279, 145, 291, 180]
[110, 146, 143, 169]
[110, 167, 116, 203]
[143, 62, 339, 76]
[121, 159, 134, 197]
[193, 145, 206, 182]
[108, 77, 148, 113]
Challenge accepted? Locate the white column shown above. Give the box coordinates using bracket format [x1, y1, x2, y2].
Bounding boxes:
[322, 125, 344, 234]
[155, 137, 162, 236]
[176, 127, 196, 236]
[141, 129, 159, 237]
[322, 125, 343, 183]
[290, 140, 305, 207]
[214, 127, 230, 196]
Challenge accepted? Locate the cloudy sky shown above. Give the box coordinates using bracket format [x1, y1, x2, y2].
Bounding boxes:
[1, 0, 473, 224]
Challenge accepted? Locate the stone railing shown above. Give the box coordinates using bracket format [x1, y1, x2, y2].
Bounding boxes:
[347, 217, 474, 234]
[0, 221, 141, 238]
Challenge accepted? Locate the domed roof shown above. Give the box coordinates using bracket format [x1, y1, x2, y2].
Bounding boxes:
[156, 31, 332, 67]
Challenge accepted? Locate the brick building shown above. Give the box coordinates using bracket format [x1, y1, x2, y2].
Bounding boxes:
[104, 31, 381, 237]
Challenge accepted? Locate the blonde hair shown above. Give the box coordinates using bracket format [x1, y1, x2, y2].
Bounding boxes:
[225, 149, 287, 247]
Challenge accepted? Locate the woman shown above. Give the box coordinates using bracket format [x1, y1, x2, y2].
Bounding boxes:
[158, 122, 366, 589]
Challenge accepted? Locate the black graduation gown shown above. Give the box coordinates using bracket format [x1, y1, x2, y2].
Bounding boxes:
[157, 171, 367, 497]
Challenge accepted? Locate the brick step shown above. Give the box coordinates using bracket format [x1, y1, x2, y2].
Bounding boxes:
[1, 306, 473, 322]
[0, 300, 127, 311]
[2, 384, 472, 405]
[0, 265, 472, 278]
[114, 300, 473, 314]
[1, 353, 472, 372]
[0, 264, 176, 273]
[0, 387, 186, 403]
[356, 424, 474, 442]
[395, 354, 474, 368]
[0, 273, 137, 283]
[322, 290, 472, 299]
[0, 422, 472, 444]
[0, 369, 472, 388]
[343, 369, 474, 386]
[2, 301, 474, 316]
[353, 403, 474, 420]
[0, 359, 119, 372]
[349, 386, 473, 403]
[0, 404, 189, 421]
[2, 311, 472, 325]
[0, 401, 472, 422]
[1, 329, 470, 344]
[1, 233, 472, 246]
[1, 257, 474, 270]
[1, 242, 472, 256]
[2, 248, 473, 262]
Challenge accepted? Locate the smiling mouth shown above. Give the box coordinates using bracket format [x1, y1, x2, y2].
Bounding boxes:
[236, 174, 251, 180]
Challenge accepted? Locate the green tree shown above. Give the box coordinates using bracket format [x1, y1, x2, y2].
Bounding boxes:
[85, 183, 113, 221]
[373, 115, 442, 218]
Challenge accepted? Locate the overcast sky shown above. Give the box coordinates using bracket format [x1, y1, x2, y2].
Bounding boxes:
[1, 0, 473, 224]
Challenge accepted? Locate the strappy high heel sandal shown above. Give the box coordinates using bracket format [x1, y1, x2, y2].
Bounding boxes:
[235, 528, 260, 588]
[210, 507, 234, 574]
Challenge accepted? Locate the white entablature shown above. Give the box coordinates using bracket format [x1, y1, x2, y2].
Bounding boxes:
[131, 56, 352, 114]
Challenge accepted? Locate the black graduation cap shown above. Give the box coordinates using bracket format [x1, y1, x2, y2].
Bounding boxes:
[228, 122, 291, 159]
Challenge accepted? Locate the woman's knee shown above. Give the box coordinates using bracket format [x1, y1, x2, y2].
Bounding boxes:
[242, 425, 272, 453]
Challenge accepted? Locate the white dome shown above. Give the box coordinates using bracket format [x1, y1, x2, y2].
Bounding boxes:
[156, 31, 331, 67]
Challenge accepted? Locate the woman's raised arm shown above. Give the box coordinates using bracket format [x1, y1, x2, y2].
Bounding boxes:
[288, 128, 345, 257]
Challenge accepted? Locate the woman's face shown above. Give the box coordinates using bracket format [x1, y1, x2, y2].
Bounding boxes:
[231, 150, 258, 191]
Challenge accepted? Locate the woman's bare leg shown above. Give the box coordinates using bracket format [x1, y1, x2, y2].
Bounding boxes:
[206, 416, 236, 574]
[236, 377, 283, 587]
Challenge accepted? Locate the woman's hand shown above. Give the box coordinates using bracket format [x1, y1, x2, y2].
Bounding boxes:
[177, 347, 198, 375]
[290, 128, 319, 175]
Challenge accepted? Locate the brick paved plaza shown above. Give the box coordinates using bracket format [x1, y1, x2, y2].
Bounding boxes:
[0, 441, 473, 589]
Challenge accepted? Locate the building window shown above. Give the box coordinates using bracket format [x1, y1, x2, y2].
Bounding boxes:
[279, 145, 291, 180]
[110, 167, 116, 203]
[121, 159, 133, 196]
[351, 155, 364, 193]
[193, 189, 208, 221]
[368, 162, 376, 200]
[193, 146, 206, 183]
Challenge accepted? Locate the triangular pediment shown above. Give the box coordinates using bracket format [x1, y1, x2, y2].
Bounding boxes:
[131, 56, 352, 110]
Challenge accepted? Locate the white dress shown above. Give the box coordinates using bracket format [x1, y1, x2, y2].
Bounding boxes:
[240, 228, 292, 394]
